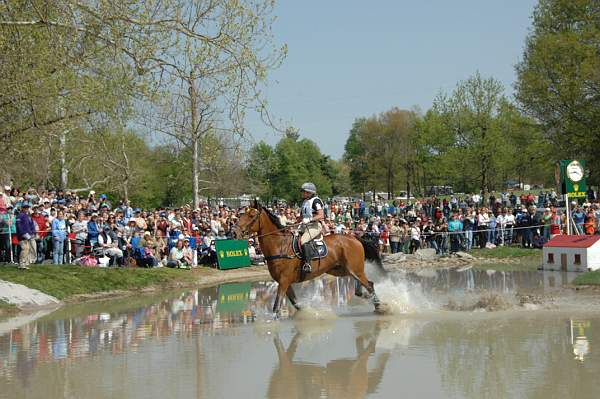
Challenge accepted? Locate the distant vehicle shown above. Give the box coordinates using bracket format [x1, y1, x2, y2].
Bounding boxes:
[395, 191, 415, 200]
[426, 185, 453, 196]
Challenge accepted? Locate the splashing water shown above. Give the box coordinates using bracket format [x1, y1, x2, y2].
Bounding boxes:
[373, 277, 432, 314]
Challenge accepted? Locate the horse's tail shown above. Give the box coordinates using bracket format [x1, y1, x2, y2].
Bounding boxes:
[357, 236, 387, 274]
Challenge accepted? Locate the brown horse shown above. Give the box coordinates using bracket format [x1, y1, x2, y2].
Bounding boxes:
[235, 202, 385, 315]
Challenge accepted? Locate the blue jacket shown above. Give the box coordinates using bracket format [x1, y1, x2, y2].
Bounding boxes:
[52, 218, 67, 241]
[16, 212, 36, 240]
[87, 221, 99, 239]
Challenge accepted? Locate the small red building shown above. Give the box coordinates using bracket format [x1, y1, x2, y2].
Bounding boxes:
[542, 235, 600, 272]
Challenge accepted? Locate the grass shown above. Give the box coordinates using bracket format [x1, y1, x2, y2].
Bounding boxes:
[573, 271, 600, 286]
[0, 264, 200, 300]
[469, 246, 542, 272]
[470, 246, 541, 259]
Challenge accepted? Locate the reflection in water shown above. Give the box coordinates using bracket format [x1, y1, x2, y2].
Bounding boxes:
[0, 277, 358, 388]
[404, 268, 578, 294]
[571, 320, 591, 362]
[2, 274, 600, 398]
[268, 321, 389, 399]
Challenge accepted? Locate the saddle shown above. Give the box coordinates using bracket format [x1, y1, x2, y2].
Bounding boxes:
[292, 235, 328, 260]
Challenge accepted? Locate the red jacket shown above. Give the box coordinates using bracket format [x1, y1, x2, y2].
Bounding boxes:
[32, 214, 48, 238]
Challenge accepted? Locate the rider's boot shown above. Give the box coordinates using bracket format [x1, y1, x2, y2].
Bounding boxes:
[301, 243, 312, 273]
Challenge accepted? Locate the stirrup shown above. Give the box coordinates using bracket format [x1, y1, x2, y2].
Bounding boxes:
[302, 262, 312, 273]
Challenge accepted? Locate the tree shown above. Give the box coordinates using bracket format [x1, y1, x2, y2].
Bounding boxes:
[344, 118, 370, 196]
[144, 0, 286, 207]
[516, 0, 600, 177]
[425, 73, 507, 196]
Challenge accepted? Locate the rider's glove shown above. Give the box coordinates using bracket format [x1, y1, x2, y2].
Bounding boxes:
[302, 217, 311, 225]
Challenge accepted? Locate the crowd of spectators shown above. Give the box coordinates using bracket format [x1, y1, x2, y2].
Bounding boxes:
[1, 184, 598, 269]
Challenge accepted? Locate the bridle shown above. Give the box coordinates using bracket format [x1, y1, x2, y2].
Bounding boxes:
[237, 206, 262, 239]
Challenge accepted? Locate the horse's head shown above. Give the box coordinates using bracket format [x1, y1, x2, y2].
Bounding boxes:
[234, 201, 262, 239]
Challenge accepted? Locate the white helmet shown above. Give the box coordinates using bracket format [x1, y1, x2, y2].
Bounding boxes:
[301, 182, 317, 194]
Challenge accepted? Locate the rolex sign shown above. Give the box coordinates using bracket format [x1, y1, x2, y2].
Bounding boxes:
[557, 160, 587, 198]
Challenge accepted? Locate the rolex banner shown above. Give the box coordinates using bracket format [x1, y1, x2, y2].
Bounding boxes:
[557, 160, 587, 198]
[215, 239, 251, 270]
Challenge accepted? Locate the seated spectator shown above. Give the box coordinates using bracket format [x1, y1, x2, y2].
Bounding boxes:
[167, 238, 191, 268]
[248, 238, 264, 265]
[139, 231, 159, 267]
[97, 226, 124, 266]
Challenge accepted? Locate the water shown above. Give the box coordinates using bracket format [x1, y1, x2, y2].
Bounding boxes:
[2, 270, 600, 399]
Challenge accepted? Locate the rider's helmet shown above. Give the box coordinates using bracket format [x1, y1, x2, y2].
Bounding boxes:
[300, 182, 317, 194]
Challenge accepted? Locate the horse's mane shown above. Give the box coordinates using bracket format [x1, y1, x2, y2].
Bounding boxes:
[260, 205, 286, 230]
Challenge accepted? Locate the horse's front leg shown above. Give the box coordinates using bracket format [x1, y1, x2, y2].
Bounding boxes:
[272, 281, 290, 317]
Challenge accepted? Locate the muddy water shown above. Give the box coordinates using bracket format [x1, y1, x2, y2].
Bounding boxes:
[2, 271, 600, 399]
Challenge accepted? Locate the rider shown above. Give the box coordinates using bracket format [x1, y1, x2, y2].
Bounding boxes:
[298, 182, 324, 273]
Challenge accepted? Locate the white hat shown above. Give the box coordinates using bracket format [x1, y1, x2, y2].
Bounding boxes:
[90, 190, 96, 195]
[3, 185, 10, 191]
[178, 234, 185, 240]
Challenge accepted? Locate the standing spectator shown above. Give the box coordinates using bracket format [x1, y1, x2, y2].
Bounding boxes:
[477, 209, 490, 248]
[409, 222, 421, 253]
[16, 203, 36, 269]
[448, 214, 463, 253]
[572, 205, 585, 235]
[389, 220, 401, 254]
[72, 212, 88, 257]
[51, 210, 67, 264]
[31, 206, 48, 263]
[463, 210, 476, 251]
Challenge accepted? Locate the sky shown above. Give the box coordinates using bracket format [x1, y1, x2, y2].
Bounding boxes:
[245, 0, 539, 159]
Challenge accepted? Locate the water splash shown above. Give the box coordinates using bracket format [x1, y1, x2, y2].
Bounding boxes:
[373, 277, 432, 314]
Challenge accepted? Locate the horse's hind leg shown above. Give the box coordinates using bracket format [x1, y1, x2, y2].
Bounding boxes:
[286, 285, 301, 311]
[350, 271, 381, 309]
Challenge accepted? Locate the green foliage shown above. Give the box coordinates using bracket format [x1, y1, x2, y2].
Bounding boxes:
[516, 0, 600, 180]
[247, 136, 338, 203]
[340, 73, 555, 197]
[343, 110, 418, 198]
[573, 270, 600, 286]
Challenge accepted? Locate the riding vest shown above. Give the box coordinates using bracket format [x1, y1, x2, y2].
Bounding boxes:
[301, 196, 323, 221]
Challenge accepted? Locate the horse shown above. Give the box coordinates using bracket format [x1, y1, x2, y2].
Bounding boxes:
[234, 202, 386, 315]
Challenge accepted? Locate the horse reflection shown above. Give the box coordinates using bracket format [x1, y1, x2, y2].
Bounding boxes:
[267, 323, 389, 399]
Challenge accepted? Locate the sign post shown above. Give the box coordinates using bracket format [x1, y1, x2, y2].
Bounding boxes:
[215, 239, 251, 270]
[557, 160, 587, 235]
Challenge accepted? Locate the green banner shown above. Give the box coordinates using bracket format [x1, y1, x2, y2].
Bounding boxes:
[217, 282, 251, 313]
[558, 160, 587, 198]
[215, 239, 251, 270]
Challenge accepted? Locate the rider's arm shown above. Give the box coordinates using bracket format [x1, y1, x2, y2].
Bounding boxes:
[312, 208, 324, 222]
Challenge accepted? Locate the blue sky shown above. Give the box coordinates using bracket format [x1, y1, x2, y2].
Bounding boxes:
[246, 0, 538, 159]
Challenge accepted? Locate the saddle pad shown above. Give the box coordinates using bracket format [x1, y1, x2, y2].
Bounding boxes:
[293, 236, 328, 260]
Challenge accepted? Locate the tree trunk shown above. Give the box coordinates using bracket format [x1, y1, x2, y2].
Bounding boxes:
[59, 128, 68, 189]
[189, 76, 200, 208]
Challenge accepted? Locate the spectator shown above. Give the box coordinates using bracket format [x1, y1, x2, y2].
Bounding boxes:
[16, 203, 36, 269]
[97, 226, 124, 266]
[51, 210, 67, 264]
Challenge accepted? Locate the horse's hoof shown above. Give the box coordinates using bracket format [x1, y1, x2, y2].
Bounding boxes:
[374, 303, 390, 315]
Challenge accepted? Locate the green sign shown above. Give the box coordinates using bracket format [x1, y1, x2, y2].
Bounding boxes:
[215, 239, 251, 270]
[557, 160, 587, 198]
[217, 282, 251, 313]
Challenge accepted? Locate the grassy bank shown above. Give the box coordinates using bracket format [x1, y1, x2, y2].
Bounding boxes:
[0, 265, 201, 300]
[470, 246, 541, 259]
[573, 271, 600, 286]
[469, 247, 541, 272]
